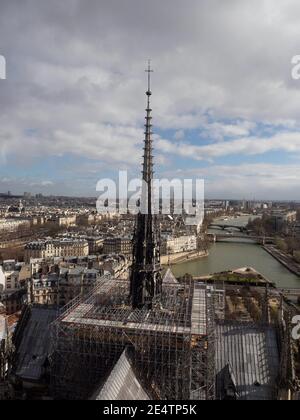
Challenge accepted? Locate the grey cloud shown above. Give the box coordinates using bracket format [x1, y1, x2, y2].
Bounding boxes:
[1, 0, 300, 196]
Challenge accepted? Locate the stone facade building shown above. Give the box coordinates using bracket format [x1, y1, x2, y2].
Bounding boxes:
[28, 267, 100, 307]
[161, 235, 197, 255]
[103, 237, 132, 258]
[24, 239, 89, 263]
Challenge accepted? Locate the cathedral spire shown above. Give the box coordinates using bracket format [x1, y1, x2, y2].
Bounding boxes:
[130, 62, 162, 310]
[142, 60, 154, 214]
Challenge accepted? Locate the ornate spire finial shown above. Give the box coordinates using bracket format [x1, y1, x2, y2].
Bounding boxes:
[145, 59, 153, 95]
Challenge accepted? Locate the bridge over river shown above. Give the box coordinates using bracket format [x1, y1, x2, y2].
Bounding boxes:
[209, 223, 249, 233]
[215, 233, 274, 245]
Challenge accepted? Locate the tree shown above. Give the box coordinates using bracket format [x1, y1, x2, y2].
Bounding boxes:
[294, 251, 300, 263]
[276, 238, 288, 253]
[197, 233, 210, 253]
[286, 237, 300, 254]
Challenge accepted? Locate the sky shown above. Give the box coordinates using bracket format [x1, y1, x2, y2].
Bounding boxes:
[1, 0, 300, 199]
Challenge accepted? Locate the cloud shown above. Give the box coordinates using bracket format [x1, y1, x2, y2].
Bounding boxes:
[0, 177, 55, 193]
[163, 163, 300, 200]
[29, 180, 54, 187]
[199, 121, 256, 142]
[174, 130, 185, 141]
[157, 131, 300, 161]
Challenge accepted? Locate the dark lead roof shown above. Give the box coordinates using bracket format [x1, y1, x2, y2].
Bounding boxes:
[216, 322, 280, 400]
[14, 307, 57, 382]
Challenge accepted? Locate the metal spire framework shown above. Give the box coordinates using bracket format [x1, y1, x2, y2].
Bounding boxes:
[130, 61, 162, 309]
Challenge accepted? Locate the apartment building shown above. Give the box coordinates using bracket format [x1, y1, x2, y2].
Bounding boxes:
[0, 218, 30, 232]
[28, 268, 101, 307]
[57, 239, 89, 258]
[0, 261, 27, 315]
[24, 242, 50, 262]
[271, 210, 298, 232]
[0, 260, 25, 292]
[101, 254, 129, 278]
[47, 215, 77, 227]
[24, 239, 89, 263]
[161, 234, 197, 255]
[103, 236, 132, 257]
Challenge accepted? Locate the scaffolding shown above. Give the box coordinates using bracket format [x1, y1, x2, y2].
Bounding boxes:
[49, 275, 216, 400]
[0, 315, 12, 400]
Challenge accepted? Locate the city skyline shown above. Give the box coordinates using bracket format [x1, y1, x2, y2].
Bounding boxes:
[1, 1, 300, 199]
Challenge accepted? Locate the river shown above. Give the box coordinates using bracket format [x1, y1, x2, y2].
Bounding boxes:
[171, 215, 300, 288]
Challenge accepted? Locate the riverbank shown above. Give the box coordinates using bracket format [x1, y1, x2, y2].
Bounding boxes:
[193, 266, 275, 287]
[171, 242, 300, 288]
[263, 245, 300, 277]
[161, 249, 208, 265]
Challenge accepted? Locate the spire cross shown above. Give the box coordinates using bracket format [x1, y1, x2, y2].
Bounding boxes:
[145, 60, 153, 93]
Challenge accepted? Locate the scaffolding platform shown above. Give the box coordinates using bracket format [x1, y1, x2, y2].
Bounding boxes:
[50, 275, 216, 400]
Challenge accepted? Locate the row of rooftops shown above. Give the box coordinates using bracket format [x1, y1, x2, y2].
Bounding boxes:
[29, 254, 128, 284]
[1, 260, 25, 272]
[25, 238, 89, 250]
[32, 268, 101, 288]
